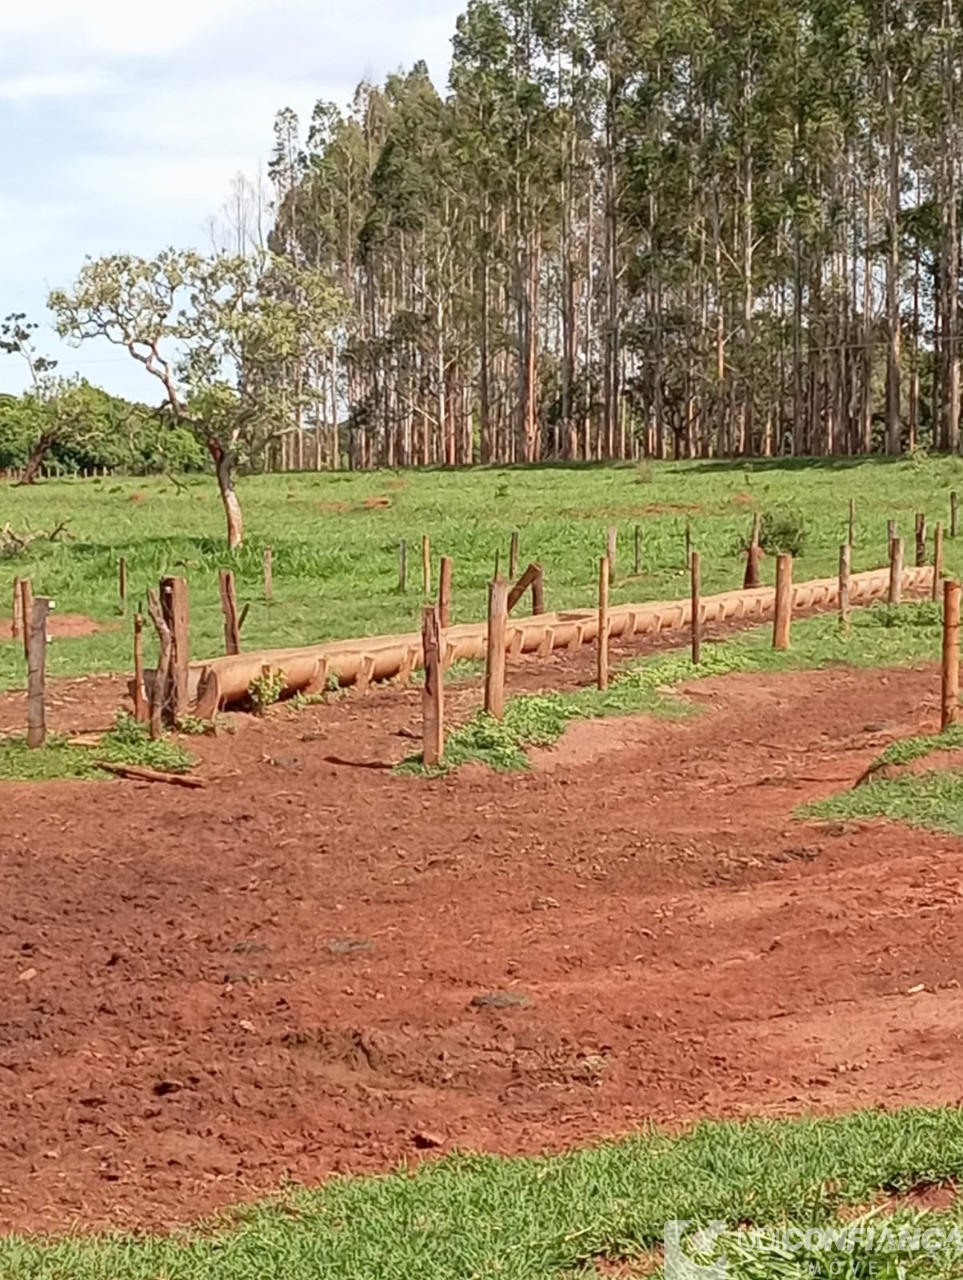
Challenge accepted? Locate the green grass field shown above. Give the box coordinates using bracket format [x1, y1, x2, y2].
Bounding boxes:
[3, 1107, 963, 1278]
[1, 454, 961, 693]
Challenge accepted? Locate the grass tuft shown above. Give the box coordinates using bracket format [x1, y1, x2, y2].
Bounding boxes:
[0, 713, 193, 782]
[803, 769, 963, 836]
[871, 724, 963, 771]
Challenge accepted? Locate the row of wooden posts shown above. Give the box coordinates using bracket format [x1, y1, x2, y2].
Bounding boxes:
[419, 508, 956, 766]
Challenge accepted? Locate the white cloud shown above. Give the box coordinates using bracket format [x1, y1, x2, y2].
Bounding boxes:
[0, 72, 106, 103]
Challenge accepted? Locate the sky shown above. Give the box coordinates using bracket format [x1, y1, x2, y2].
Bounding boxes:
[0, 0, 463, 402]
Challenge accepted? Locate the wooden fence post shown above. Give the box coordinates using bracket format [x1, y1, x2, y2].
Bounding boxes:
[421, 605, 444, 767]
[263, 547, 273, 602]
[634, 524, 642, 576]
[146, 589, 172, 740]
[438, 555, 453, 629]
[773, 553, 793, 650]
[690, 550, 702, 664]
[839, 544, 851, 624]
[743, 540, 761, 589]
[133, 612, 148, 722]
[119, 557, 128, 616]
[26, 597, 50, 748]
[952, 492, 959, 539]
[607, 526, 618, 579]
[934, 523, 945, 603]
[398, 539, 408, 593]
[219, 569, 241, 655]
[422, 534, 431, 595]
[160, 576, 189, 724]
[889, 536, 904, 605]
[597, 556, 610, 691]
[484, 578, 508, 720]
[509, 531, 520, 580]
[11, 577, 23, 642]
[915, 513, 927, 568]
[943, 579, 961, 730]
[19, 579, 33, 663]
[532, 563, 545, 615]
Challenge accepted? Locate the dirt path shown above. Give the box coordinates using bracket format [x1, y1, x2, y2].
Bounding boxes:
[1, 655, 961, 1233]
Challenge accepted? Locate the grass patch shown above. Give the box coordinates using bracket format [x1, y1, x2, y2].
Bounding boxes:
[399, 645, 749, 773]
[401, 602, 945, 774]
[3, 1108, 963, 1277]
[0, 713, 193, 782]
[870, 724, 963, 770]
[803, 769, 963, 836]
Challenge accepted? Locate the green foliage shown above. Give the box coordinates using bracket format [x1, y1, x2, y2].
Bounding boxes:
[3, 1107, 963, 1277]
[97, 712, 194, 772]
[871, 724, 963, 770]
[759, 505, 808, 557]
[175, 715, 218, 737]
[401, 644, 753, 774]
[0, 384, 205, 475]
[803, 769, 963, 835]
[248, 667, 285, 715]
[0, 713, 192, 782]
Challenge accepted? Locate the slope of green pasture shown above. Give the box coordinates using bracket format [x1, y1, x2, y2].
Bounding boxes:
[0, 455, 959, 692]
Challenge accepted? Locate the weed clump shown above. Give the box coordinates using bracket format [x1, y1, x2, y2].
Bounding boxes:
[759, 505, 807, 556]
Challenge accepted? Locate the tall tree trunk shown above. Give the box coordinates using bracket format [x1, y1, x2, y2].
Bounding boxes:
[884, 55, 902, 455]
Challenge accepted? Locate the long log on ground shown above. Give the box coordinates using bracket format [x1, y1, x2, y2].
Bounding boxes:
[94, 761, 205, 789]
[184, 564, 935, 712]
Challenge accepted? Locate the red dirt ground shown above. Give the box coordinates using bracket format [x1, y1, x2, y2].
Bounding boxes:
[0, 613, 105, 642]
[2, 646, 963, 1234]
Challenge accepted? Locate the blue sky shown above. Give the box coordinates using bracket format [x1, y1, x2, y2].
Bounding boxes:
[0, 0, 463, 402]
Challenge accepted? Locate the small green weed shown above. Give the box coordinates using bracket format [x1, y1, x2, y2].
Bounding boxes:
[248, 667, 285, 715]
[871, 724, 963, 771]
[760, 505, 808, 556]
[175, 714, 217, 737]
[96, 712, 194, 773]
[0, 713, 193, 782]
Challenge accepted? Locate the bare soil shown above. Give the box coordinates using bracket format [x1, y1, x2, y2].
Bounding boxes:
[0, 613, 105, 642]
[1, 641, 962, 1234]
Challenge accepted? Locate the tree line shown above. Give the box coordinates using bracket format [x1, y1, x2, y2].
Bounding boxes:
[268, 0, 963, 466]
